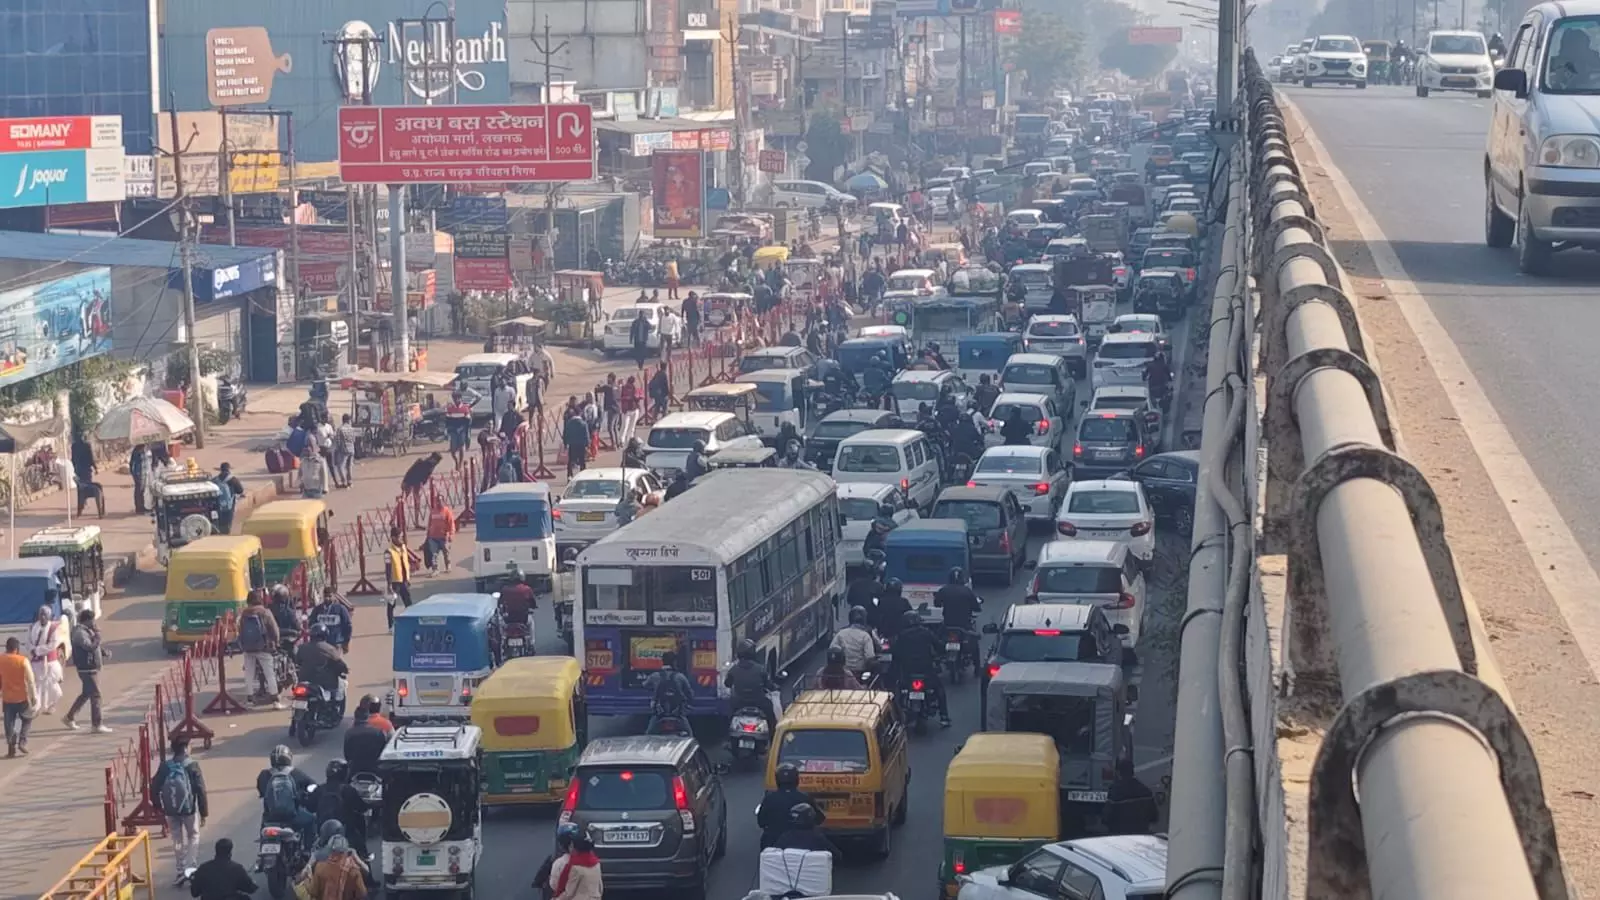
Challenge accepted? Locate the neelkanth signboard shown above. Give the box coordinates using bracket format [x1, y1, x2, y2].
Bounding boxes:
[336, 104, 596, 183]
[1127, 27, 1183, 44]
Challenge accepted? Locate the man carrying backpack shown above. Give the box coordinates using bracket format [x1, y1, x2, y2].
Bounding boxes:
[257, 744, 316, 842]
[643, 650, 695, 734]
[151, 736, 208, 885]
[237, 593, 282, 708]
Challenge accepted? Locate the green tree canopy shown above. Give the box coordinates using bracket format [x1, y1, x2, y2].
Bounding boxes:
[1098, 34, 1179, 80]
[803, 109, 851, 183]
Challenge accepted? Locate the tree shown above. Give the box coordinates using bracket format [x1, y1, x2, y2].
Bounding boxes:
[802, 109, 851, 183]
[1099, 33, 1179, 80]
[1007, 12, 1086, 91]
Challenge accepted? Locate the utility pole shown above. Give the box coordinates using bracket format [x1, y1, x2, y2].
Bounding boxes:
[220, 108, 236, 245]
[326, 29, 384, 370]
[531, 17, 569, 283]
[725, 13, 747, 206]
[168, 102, 205, 450]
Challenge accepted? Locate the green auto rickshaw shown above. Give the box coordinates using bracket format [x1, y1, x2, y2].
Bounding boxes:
[1362, 40, 1392, 82]
[472, 656, 587, 806]
[941, 733, 1061, 897]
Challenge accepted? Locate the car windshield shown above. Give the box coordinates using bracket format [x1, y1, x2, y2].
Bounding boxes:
[887, 275, 926, 291]
[1098, 341, 1157, 360]
[1069, 179, 1099, 191]
[1068, 489, 1141, 514]
[1430, 33, 1485, 54]
[933, 499, 1003, 530]
[836, 444, 902, 473]
[1012, 270, 1051, 286]
[891, 380, 942, 402]
[839, 497, 884, 522]
[608, 308, 646, 322]
[991, 402, 1046, 425]
[1094, 394, 1146, 410]
[811, 420, 873, 440]
[566, 479, 625, 499]
[1028, 320, 1079, 337]
[1038, 565, 1122, 593]
[996, 630, 1094, 662]
[645, 427, 710, 450]
[573, 767, 674, 810]
[776, 729, 871, 773]
[976, 453, 1042, 474]
[1002, 364, 1056, 385]
[1545, 18, 1600, 93]
[1079, 417, 1136, 442]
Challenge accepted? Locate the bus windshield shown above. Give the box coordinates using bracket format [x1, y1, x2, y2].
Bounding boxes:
[583, 565, 719, 627]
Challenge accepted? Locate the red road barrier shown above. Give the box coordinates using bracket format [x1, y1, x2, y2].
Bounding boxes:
[347, 516, 381, 595]
[165, 652, 214, 749]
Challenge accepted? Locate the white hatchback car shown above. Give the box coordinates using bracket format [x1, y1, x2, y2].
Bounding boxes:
[600, 303, 663, 355]
[984, 392, 1068, 453]
[1416, 29, 1493, 97]
[1055, 479, 1157, 563]
[837, 482, 920, 568]
[957, 835, 1168, 900]
[769, 179, 855, 210]
[968, 444, 1072, 523]
[553, 467, 666, 558]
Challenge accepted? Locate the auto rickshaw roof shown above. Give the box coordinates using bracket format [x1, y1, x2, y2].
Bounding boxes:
[477, 482, 552, 506]
[170, 534, 263, 562]
[345, 368, 458, 389]
[394, 593, 498, 621]
[474, 656, 582, 703]
[20, 524, 102, 548]
[883, 518, 968, 549]
[950, 732, 1059, 772]
[247, 499, 329, 522]
[492, 316, 550, 330]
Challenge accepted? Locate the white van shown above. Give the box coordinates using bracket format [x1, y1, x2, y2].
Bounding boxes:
[832, 428, 944, 513]
[453, 352, 534, 419]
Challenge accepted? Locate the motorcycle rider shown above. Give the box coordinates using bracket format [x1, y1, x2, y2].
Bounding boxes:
[498, 563, 538, 636]
[861, 516, 895, 562]
[268, 584, 301, 650]
[862, 354, 892, 408]
[684, 440, 711, 483]
[772, 803, 842, 856]
[622, 437, 648, 470]
[644, 649, 696, 733]
[781, 440, 814, 470]
[256, 745, 317, 842]
[845, 561, 882, 613]
[315, 759, 369, 858]
[814, 357, 858, 406]
[309, 588, 353, 653]
[934, 567, 983, 677]
[829, 606, 880, 679]
[294, 624, 349, 719]
[816, 647, 857, 689]
[359, 694, 393, 737]
[1103, 758, 1161, 835]
[973, 374, 1001, 416]
[1145, 350, 1171, 410]
[875, 578, 912, 639]
[890, 610, 950, 727]
[1488, 31, 1506, 57]
[757, 763, 826, 849]
[1393, 39, 1414, 83]
[343, 705, 390, 779]
[724, 639, 779, 733]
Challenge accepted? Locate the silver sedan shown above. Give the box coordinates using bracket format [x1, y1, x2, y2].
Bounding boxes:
[967, 444, 1073, 524]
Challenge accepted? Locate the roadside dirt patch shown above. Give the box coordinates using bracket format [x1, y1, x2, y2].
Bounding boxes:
[1280, 99, 1600, 891]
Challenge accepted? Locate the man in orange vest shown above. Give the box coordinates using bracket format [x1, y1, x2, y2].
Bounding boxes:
[0, 637, 38, 756]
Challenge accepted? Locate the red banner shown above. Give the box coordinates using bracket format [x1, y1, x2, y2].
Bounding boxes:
[758, 149, 787, 174]
[0, 115, 122, 153]
[652, 150, 706, 239]
[454, 257, 513, 291]
[1127, 26, 1183, 44]
[337, 104, 596, 184]
[993, 10, 1021, 34]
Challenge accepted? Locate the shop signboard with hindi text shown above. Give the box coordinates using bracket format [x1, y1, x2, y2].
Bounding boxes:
[652, 150, 705, 239]
[453, 229, 512, 291]
[993, 9, 1021, 34]
[336, 104, 595, 183]
[156, 111, 280, 198]
[0, 269, 114, 389]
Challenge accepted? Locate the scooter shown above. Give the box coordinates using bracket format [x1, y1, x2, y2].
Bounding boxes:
[217, 376, 248, 424]
[728, 705, 772, 767]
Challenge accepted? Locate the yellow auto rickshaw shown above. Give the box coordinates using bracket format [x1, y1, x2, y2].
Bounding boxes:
[472, 656, 588, 805]
[940, 733, 1061, 898]
[241, 499, 330, 599]
[753, 244, 790, 272]
[163, 535, 265, 653]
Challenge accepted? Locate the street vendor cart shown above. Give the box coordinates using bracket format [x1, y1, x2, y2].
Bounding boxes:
[346, 369, 458, 458]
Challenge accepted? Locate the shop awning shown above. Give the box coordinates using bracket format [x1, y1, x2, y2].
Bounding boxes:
[0, 231, 279, 304]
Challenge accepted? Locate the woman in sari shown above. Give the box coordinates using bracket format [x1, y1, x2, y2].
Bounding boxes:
[24, 606, 66, 713]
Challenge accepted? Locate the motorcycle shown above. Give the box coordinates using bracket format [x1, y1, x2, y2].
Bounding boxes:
[412, 407, 449, 443]
[941, 627, 978, 685]
[728, 705, 772, 767]
[256, 819, 308, 900]
[898, 675, 932, 735]
[350, 772, 383, 827]
[502, 622, 535, 661]
[646, 711, 694, 736]
[289, 675, 345, 746]
[217, 376, 248, 424]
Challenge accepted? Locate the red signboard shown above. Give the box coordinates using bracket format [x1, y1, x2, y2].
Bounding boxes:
[0, 115, 123, 153]
[455, 257, 514, 291]
[1127, 26, 1183, 44]
[652, 151, 706, 240]
[336, 104, 596, 184]
[993, 10, 1021, 34]
[758, 149, 787, 174]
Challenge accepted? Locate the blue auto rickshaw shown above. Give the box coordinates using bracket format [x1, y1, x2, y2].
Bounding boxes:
[0, 558, 72, 651]
[473, 482, 556, 592]
[388, 593, 499, 726]
[883, 519, 971, 614]
[837, 336, 910, 378]
[956, 332, 1024, 388]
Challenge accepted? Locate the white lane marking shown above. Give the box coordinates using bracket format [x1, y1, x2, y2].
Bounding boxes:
[1283, 95, 1600, 686]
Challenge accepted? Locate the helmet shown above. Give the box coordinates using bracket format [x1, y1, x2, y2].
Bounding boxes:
[775, 763, 802, 789]
[325, 758, 349, 783]
[556, 822, 582, 846]
[270, 745, 293, 768]
[848, 606, 868, 625]
[826, 646, 847, 668]
[883, 577, 904, 595]
[692, 440, 707, 454]
[318, 819, 345, 843]
[902, 609, 922, 628]
[737, 639, 759, 662]
[949, 567, 966, 585]
[788, 802, 819, 828]
[309, 623, 330, 642]
[270, 584, 291, 605]
[786, 440, 802, 457]
[360, 694, 382, 714]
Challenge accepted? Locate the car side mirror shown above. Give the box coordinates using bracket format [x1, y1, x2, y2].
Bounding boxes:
[1494, 68, 1526, 97]
[981, 622, 999, 635]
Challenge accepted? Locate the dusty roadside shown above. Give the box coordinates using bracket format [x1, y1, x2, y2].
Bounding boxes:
[1278, 95, 1600, 893]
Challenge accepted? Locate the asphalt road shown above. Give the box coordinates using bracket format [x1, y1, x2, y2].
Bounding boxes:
[1282, 82, 1600, 566]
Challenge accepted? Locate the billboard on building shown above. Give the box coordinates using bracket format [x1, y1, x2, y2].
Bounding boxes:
[652, 151, 706, 239]
[0, 268, 114, 389]
[336, 104, 595, 183]
[0, 117, 124, 154]
[1127, 27, 1183, 44]
[155, 111, 281, 198]
[0, 149, 127, 210]
[161, 0, 511, 162]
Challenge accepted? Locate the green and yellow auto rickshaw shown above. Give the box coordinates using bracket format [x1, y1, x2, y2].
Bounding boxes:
[1362, 40, 1392, 82]
[471, 656, 587, 805]
[241, 499, 330, 598]
[940, 733, 1061, 898]
[162, 535, 264, 652]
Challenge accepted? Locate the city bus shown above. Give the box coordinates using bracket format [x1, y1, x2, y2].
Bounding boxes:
[573, 468, 842, 718]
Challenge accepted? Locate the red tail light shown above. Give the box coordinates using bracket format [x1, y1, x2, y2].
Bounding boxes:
[1186, 267, 1197, 281]
[1032, 482, 1051, 495]
[741, 721, 758, 732]
[1058, 521, 1077, 536]
[1034, 629, 1062, 636]
[901, 477, 909, 490]
[1130, 521, 1152, 537]
[562, 779, 580, 812]
[1035, 418, 1051, 434]
[1134, 445, 1146, 458]
[672, 775, 690, 810]
[551, 508, 563, 519]
[987, 664, 1001, 678]
[1111, 592, 1136, 609]
[1000, 531, 1012, 553]
[911, 679, 926, 691]
[953, 852, 968, 874]
[1113, 266, 1127, 277]
[1072, 443, 1083, 457]
[966, 481, 977, 488]
[291, 684, 309, 699]
[396, 679, 409, 698]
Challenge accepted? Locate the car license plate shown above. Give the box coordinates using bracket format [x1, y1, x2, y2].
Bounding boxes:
[608, 830, 652, 843]
[507, 638, 525, 646]
[1443, 77, 1473, 86]
[418, 853, 436, 866]
[291, 700, 308, 710]
[1067, 790, 1109, 803]
[908, 691, 925, 700]
[577, 512, 605, 522]
[258, 844, 280, 855]
[945, 642, 962, 652]
[1094, 450, 1120, 460]
[739, 739, 756, 749]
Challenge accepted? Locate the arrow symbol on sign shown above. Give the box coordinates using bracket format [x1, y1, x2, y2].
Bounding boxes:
[558, 112, 584, 137]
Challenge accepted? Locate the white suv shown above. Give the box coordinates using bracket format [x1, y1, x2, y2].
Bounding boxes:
[1417, 30, 1493, 97]
[1301, 34, 1369, 87]
[768, 179, 854, 210]
[957, 835, 1168, 900]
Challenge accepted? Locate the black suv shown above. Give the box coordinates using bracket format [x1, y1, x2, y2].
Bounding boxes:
[1072, 410, 1158, 479]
